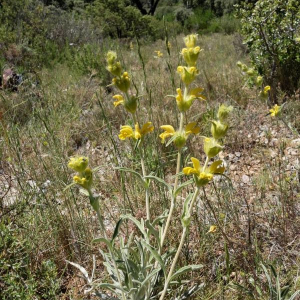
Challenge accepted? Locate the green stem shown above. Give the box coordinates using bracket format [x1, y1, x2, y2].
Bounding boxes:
[159, 187, 200, 300]
[203, 156, 209, 171]
[160, 112, 184, 248]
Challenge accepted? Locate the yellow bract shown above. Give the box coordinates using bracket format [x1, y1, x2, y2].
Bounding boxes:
[269, 104, 281, 117]
[119, 122, 154, 140]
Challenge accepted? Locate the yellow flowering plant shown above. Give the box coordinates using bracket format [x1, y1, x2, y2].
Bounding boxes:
[66, 34, 233, 300]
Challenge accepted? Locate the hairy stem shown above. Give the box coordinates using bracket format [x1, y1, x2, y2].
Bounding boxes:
[160, 112, 184, 247]
[159, 187, 200, 300]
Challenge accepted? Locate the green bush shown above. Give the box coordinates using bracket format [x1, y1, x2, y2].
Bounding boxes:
[237, 0, 300, 103]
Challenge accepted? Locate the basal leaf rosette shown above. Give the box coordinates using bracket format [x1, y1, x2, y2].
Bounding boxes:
[183, 157, 225, 187]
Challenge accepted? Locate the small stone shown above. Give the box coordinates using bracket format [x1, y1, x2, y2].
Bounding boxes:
[242, 174, 250, 184]
[235, 152, 241, 157]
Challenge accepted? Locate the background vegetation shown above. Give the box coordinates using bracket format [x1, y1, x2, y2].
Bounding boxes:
[0, 0, 299, 299]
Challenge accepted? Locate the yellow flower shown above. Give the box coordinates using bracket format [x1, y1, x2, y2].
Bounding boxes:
[208, 225, 217, 233]
[112, 72, 130, 92]
[211, 120, 228, 139]
[203, 137, 223, 158]
[130, 42, 134, 50]
[113, 95, 124, 107]
[159, 125, 175, 143]
[184, 34, 198, 48]
[181, 46, 202, 66]
[259, 85, 271, 99]
[177, 66, 198, 86]
[175, 87, 205, 112]
[154, 50, 163, 58]
[159, 122, 200, 149]
[167, 41, 171, 50]
[68, 156, 89, 173]
[113, 94, 137, 114]
[73, 167, 93, 190]
[183, 157, 225, 187]
[119, 122, 154, 140]
[269, 104, 281, 117]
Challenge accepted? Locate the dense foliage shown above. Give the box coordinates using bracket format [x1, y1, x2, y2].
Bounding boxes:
[237, 0, 300, 102]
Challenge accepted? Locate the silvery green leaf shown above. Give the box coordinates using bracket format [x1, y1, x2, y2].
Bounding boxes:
[170, 265, 203, 281]
[65, 260, 91, 283]
[174, 179, 194, 197]
[115, 167, 145, 184]
[112, 218, 123, 242]
[141, 241, 166, 277]
[79, 188, 89, 196]
[121, 215, 148, 240]
[181, 193, 193, 228]
[144, 175, 172, 191]
[93, 237, 113, 252]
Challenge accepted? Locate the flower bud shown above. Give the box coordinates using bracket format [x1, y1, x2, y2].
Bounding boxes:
[73, 167, 93, 190]
[269, 104, 281, 117]
[211, 120, 228, 139]
[174, 133, 187, 149]
[259, 85, 270, 99]
[241, 64, 248, 72]
[112, 72, 130, 92]
[184, 34, 198, 48]
[107, 62, 122, 77]
[68, 156, 89, 173]
[124, 96, 137, 114]
[217, 105, 233, 124]
[204, 138, 223, 158]
[177, 66, 198, 86]
[256, 76, 263, 86]
[106, 51, 117, 65]
[195, 172, 213, 187]
[181, 46, 202, 67]
[246, 68, 255, 76]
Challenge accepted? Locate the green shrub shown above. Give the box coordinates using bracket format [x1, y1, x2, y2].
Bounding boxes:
[237, 0, 300, 103]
